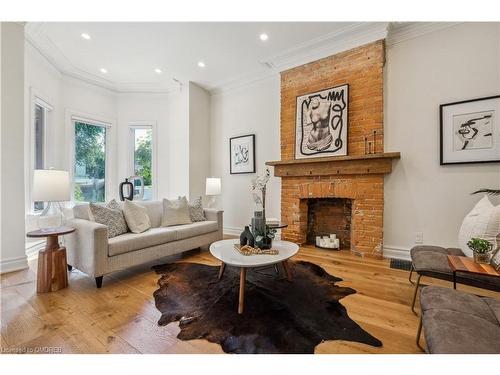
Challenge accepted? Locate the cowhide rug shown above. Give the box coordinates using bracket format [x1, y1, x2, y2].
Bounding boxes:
[152, 261, 382, 354]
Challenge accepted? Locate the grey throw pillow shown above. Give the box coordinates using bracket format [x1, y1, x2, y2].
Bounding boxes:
[161, 196, 192, 227]
[123, 199, 151, 233]
[89, 199, 129, 238]
[188, 196, 206, 222]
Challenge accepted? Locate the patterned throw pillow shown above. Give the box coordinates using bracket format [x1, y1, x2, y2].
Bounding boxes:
[188, 196, 206, 222]
[89, 199, 129, 238]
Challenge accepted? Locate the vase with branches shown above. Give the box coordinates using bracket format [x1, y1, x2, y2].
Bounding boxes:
[250, 168, 276, 249]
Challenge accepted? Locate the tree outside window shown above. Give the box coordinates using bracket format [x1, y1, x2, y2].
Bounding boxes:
[74, 121, 106, 202]
[133, 128, 152, 200]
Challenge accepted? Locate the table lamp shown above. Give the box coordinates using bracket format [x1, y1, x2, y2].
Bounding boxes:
[205, 177, 221, 208]
[32, 169, 71, 228]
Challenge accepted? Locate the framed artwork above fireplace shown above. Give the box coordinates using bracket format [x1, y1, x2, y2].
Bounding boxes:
[295, 84, 349, 159]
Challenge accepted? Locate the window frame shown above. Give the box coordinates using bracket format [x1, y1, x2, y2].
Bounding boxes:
[128, 121, 157, 201]
[69, 113, 113, 203]
[30, 96, 53, 213]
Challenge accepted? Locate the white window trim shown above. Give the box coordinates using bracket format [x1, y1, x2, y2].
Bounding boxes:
[128, 121, 158, 200]
[28, 89, 53, 214]
[66, 109, 115, 203]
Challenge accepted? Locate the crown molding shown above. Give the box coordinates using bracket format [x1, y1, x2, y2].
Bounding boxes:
[261, 22, 389, 72]
[386, 22, 463, 46]
[25, 23, 176, 94]
[211, 22, 389, 95]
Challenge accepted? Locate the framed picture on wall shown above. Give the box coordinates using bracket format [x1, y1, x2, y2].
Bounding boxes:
[295, 84, 349, 159]
[440, 95, 500, 165]
[230, 134, 255, 174]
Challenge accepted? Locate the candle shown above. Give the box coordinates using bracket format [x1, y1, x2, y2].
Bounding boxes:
[315, 236, 321, 246]
[329, 234, 336, 240]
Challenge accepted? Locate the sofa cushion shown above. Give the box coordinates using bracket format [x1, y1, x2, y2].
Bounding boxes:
[123, 199, 151, 233]
[162, 197, 192, 227]
[188, 196, 206, 222]
[172, 220, 218, 241]
[108, 227, 177, 256]
[133, 200, 163, 228]
[90, 200, 128, 238]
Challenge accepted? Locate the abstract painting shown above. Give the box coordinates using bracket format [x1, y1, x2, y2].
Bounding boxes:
[440, 95, 500, 165]
[295, 84, 349, 159]
[230, 134, 255, 174]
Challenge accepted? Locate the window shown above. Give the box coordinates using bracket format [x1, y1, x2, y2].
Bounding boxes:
[130, 126, 153, 200]
[73, 121, 107, 202]
[33, 104, 45, 210]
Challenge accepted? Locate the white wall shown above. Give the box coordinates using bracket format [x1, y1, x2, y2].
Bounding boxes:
[189, 82, 211, 202]
[1, 23, 27, 273]
[384, 23, 500, 258]
[167, 86, 190, 198]
[210, 77, 281, 234]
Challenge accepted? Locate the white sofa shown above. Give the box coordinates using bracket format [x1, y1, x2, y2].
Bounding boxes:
[65, 200, 223, 288]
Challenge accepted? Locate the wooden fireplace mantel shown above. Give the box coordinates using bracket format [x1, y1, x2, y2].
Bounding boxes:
[266, 152, 401, 177]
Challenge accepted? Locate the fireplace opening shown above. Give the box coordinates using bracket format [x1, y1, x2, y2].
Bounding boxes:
[306, 198, 352, 249]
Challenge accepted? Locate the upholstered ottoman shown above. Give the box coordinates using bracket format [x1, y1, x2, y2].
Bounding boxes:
[409, 245, 500, 313]
[418, 286, 500, 354]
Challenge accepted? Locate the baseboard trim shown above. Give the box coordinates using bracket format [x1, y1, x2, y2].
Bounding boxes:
[0, 255, 29, 274]
[383, 245, 411, 261]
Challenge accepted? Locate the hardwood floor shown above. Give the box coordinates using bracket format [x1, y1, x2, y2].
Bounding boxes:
[1, 245, 498, 354]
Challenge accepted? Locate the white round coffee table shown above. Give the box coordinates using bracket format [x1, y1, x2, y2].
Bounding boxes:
[209, 239, 299, 314]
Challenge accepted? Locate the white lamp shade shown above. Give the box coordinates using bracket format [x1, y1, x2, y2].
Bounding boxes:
[32, 169, 71, 202]
[205, 177, 221, 196]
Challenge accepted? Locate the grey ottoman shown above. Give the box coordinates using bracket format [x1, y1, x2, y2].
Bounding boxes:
[410, 245, 500, 313]
[418, 286, 500, 354]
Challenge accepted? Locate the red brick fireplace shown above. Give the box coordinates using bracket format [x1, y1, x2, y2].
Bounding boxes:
[266, 40, 399, 259]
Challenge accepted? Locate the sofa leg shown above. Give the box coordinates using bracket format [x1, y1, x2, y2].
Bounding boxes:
[411, 275, 422, 315]
[409, 264, 415, 285]
[416, 315, 425, 351]
[95, 276, 103, 288]
[67, 265, 73, 271]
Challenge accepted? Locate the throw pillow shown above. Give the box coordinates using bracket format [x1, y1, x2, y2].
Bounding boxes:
[161, 196, 192, 227]
[89, 199, 129, 238]
[188, 196, 206, 222]
[123, 199, 151, 233]
[458, 196, 500, 257]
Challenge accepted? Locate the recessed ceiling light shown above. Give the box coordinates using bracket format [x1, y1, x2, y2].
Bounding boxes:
[100, 68, 108, 74]
[154, 68, 162, 74]
[259, 33, 269, 41]
[81, 33, 91, 40]
[197, 61, 206, 68]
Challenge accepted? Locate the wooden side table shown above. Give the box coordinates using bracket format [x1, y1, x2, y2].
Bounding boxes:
[447, 255, 500, 289]
[27, 226, 75, 293]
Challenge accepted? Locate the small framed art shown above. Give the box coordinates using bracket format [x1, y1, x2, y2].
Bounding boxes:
[440, 95, 500, 165]
[230, 134, 255, 174]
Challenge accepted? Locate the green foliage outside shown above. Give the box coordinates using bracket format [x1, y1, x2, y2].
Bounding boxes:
[134, 130, 152, 186]
[74, 122, 106, 202]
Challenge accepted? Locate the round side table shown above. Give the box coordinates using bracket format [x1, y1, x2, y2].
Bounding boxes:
[27, 226, 75, 293]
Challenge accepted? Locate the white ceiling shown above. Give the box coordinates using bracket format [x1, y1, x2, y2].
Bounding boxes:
[26, 22, 391, 93]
